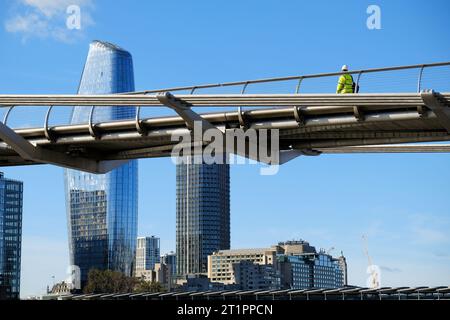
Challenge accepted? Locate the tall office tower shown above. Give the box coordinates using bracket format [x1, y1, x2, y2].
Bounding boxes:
[0, 172, 23, 300]
[135, 236, 160, 273]
[64, 41, 138, 287]
[176, 158, 230, 277]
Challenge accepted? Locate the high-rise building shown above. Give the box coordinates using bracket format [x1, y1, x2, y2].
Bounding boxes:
[0, 172, 23, 300]
[65, 41, 138, 287]
[176, 157, 230, 277]
[135, 236, 160, 273]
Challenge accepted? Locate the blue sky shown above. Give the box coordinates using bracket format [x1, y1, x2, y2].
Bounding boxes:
[0, 0, 450, 297]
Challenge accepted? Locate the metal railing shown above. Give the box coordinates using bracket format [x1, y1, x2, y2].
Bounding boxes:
[1, 61, 450, 130]
[126, 61, 450, 95]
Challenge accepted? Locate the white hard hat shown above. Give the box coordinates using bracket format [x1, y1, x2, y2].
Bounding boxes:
[341, 65, 349, 71]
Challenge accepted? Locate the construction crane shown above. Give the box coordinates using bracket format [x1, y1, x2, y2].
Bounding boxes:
[362, 234, 380, 289]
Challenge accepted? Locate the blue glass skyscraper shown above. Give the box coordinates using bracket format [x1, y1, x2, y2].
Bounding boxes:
[0, 172, 23, 300]
[64, 41, 138, 286]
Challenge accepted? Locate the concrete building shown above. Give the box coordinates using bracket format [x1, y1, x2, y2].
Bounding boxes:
[0, 172, 23, 300]
[41, 281, 73, 300]
[233, 261, 280, 290]
[135, 236, 160, 273]
[134, 262, 173, 291]
[154, 263, 171, 289]
[207, 241, 312, 284]
[178, 274, 232, 292]
[208, 248, 276, 284]
[208, 240, 347, 290]
[273, 240, 317, 255]
[134, 269, 154, 282]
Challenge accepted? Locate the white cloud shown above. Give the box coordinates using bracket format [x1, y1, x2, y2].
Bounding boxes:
[4, 0, 94, 43]
[22, 0, 89, 17]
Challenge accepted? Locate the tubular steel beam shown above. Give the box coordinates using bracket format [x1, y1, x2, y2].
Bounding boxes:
[156, 91, 216, 131]
[1, 93, 447, 107]
[0, 120, 125, 173]
[319, 144, 450, 153]
[291, 136, 450, 149]
[0, 121, 37, 161]
[4, 109, 445, 147]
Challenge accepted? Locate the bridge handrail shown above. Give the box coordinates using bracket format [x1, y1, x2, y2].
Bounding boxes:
[126, 61, 450, 95]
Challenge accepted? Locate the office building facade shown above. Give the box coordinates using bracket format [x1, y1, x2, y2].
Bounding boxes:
[208, 240, 347, 290]
[277, 252, 346, 289]
[135, 236, 160, 272]
[176, 158, 230, 276]
[65, 41, 138, 286]
[312, 252, 345, 288]
[233, 261, 280, 290]
[208, 248, 276, 284]
[0, 172, 23, 300]
[161, 251, 177, 277]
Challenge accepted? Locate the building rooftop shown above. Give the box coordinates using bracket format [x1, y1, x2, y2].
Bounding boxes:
[91, 40, 131, 55]
[212, 248, 272, 256]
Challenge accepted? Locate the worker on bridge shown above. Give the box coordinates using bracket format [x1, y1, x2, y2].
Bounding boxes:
[336, 65, 356, 94]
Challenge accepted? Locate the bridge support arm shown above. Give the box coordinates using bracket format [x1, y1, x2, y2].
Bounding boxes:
[156, 92, 217, 131]
[278, 149, 321, 165]
[0, 121, 125, 174]
[421, 90, 450, 133]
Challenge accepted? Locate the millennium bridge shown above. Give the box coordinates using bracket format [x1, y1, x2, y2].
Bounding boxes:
[1, 61, 450, 173]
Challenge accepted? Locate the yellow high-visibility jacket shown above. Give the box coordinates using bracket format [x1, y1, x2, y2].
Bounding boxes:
[336, 73, 354, 94]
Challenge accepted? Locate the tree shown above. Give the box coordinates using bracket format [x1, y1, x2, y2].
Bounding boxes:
[83, 269, 166, 294]
[133, 278, 166, 293]
[83, 269, 136, 294]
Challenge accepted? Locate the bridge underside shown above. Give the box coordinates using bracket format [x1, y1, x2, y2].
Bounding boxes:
[0, 91, 449, 173]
